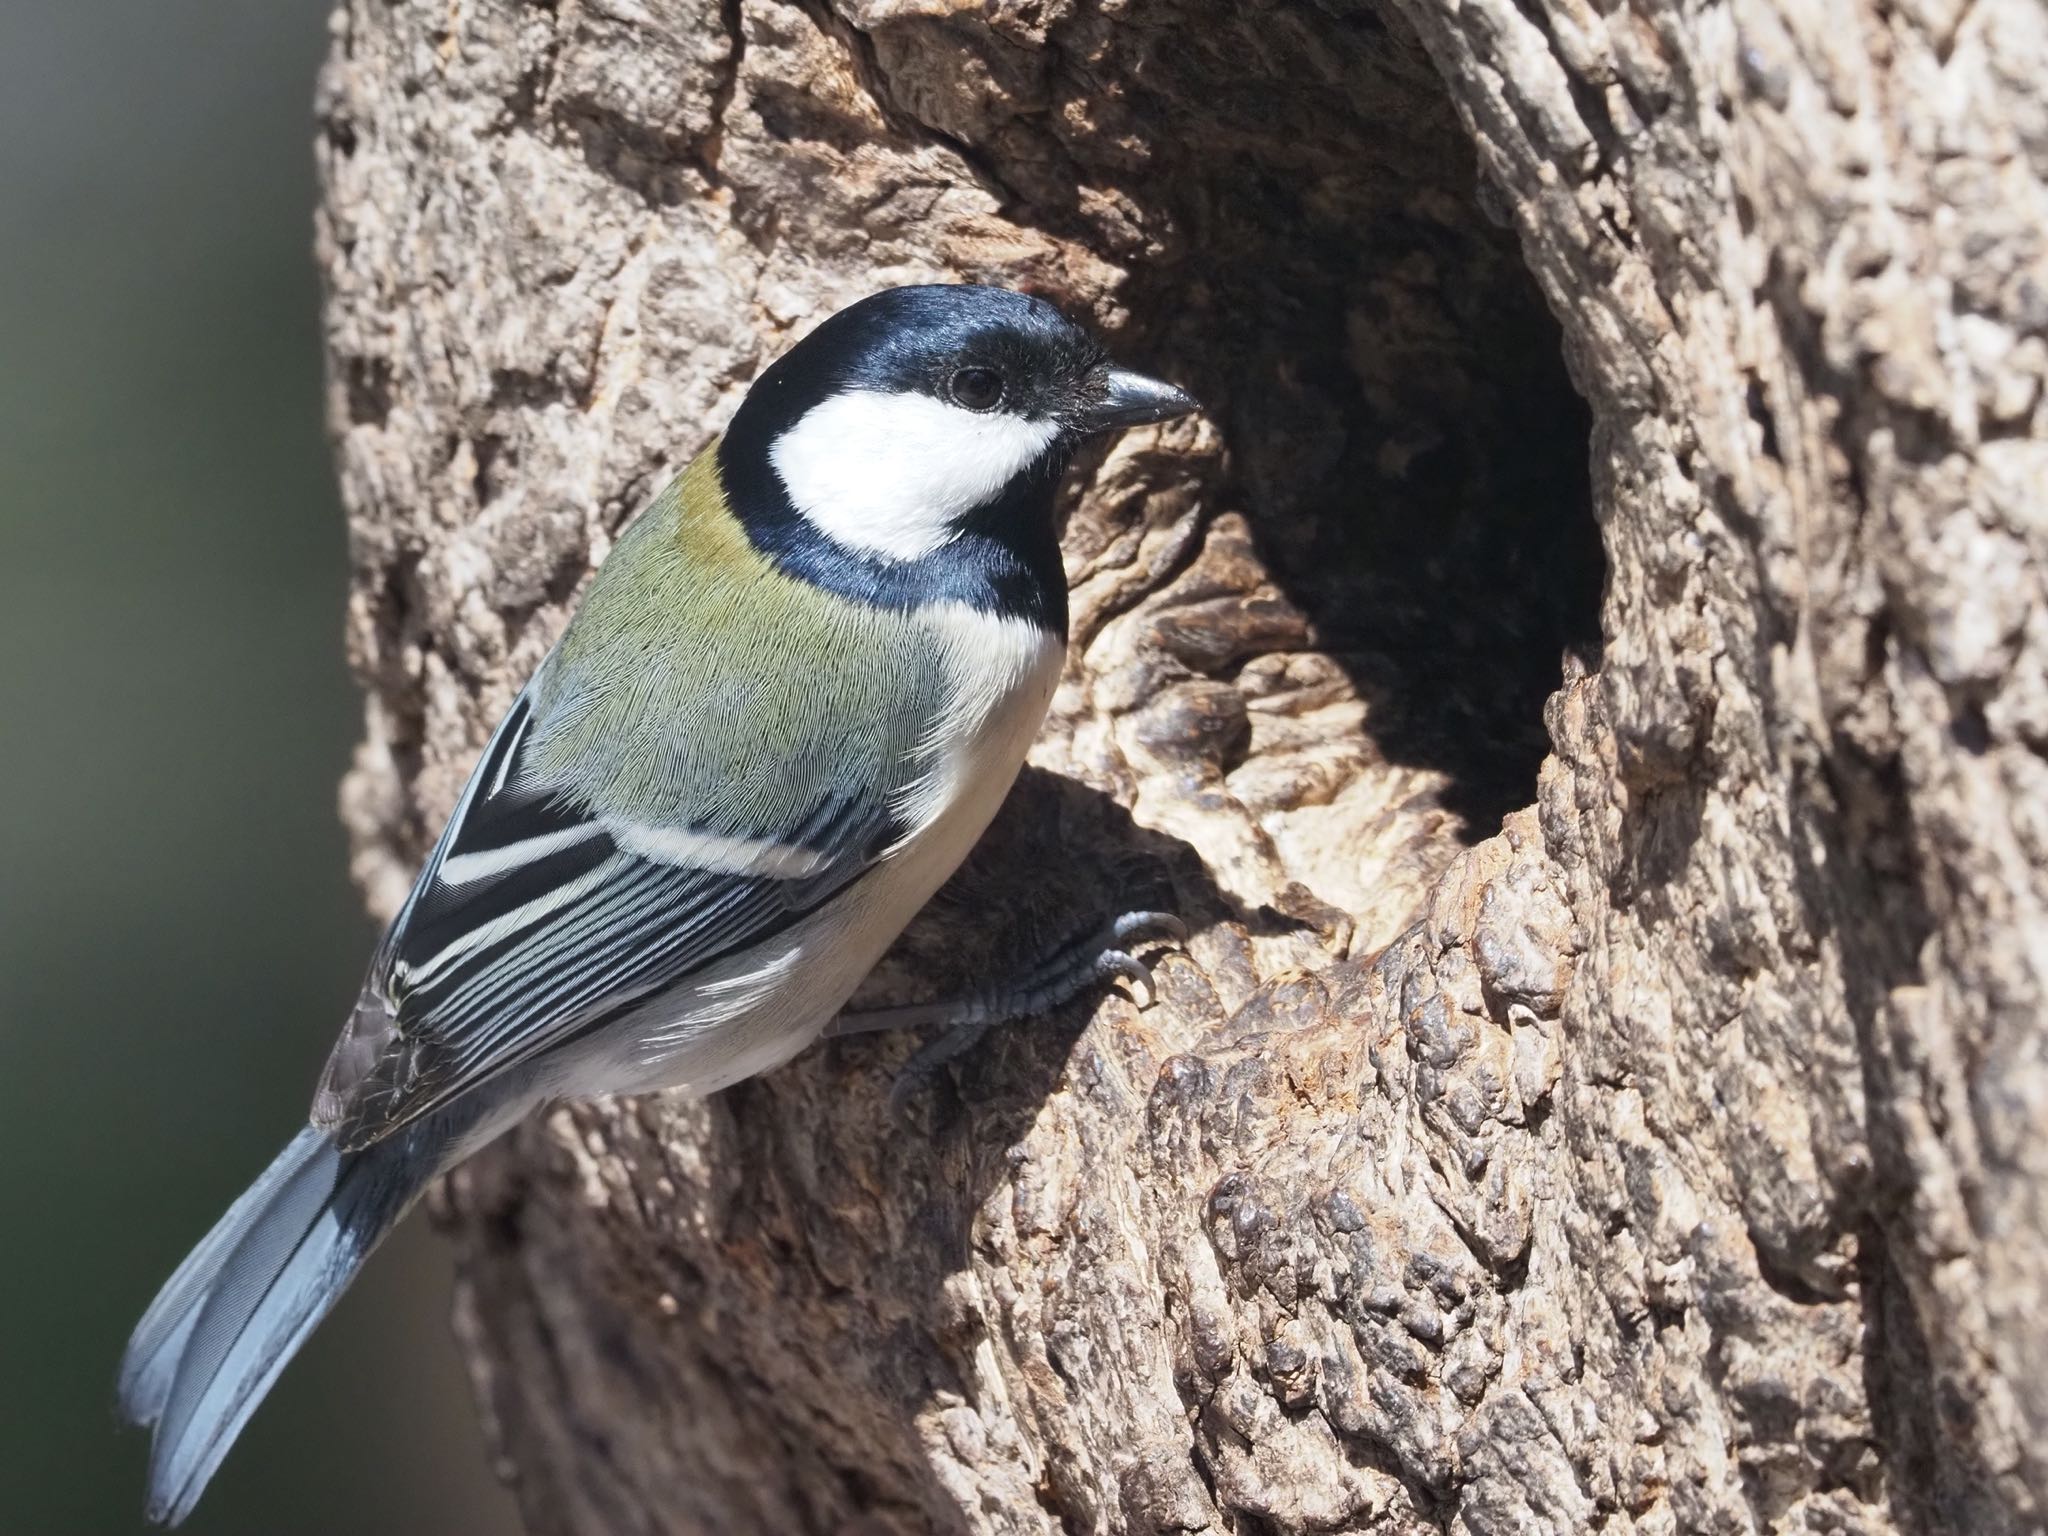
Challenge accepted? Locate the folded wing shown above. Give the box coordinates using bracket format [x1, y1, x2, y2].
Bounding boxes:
[314, 682, 894, 1150]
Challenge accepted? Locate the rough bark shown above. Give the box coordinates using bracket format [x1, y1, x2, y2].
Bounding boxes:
[314, 0, 2048, 1531]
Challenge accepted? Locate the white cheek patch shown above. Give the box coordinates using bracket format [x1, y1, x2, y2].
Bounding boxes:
[768, 389, 1060, 561]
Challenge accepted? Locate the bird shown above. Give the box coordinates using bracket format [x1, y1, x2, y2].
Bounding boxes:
[116, 283, 1197, 1524]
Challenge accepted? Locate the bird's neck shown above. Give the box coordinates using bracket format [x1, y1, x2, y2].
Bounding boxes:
[711, 433, 1069, 637]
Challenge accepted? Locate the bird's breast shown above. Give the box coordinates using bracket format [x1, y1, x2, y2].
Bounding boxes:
[891, 601, 1066, 854]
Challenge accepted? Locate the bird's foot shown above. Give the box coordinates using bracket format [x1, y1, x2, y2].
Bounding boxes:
[828, 911, 1187, 1115]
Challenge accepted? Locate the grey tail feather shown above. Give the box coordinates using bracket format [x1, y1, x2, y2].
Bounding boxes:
[117, 1114, 458, 1526]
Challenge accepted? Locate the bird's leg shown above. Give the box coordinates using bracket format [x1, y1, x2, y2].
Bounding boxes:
[828, 910, 1187, 1111]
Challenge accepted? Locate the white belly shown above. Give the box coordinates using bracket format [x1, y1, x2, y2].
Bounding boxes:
[563, 608, 1063, 1099]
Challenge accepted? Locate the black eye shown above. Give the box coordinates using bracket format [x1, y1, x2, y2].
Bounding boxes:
[949, 365, 1004, 411]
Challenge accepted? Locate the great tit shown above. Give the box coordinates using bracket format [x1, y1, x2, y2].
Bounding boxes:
[117, 284, 1196, 1524]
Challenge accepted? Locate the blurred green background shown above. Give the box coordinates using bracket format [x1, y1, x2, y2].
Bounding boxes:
[0, 3, 518, 1531]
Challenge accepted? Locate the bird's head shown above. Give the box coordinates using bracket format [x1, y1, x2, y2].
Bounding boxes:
[719, 285, 1196, 574]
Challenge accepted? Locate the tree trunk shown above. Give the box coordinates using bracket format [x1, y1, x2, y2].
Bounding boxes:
[313, 0, 2048, 1530]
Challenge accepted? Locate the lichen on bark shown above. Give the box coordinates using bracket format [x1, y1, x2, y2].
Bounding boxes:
[316, 0, 2048, 1531]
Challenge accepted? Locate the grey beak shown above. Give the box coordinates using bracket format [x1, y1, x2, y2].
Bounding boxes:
[1075, 366, 1199, 434]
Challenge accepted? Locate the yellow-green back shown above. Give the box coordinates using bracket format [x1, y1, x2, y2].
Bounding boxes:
[526, 448, 948, 836]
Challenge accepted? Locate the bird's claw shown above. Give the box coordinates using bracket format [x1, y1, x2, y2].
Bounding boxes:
[1094, 949, 1157, 1009]
[1109, 910, 1188, 951]
[873, 907, 1190, 1117]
